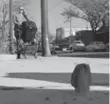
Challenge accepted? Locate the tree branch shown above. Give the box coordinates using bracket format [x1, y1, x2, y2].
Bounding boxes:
[62, 0, 109, 32]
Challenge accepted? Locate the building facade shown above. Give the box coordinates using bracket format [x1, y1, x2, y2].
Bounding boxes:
[56, 27, 91, 43]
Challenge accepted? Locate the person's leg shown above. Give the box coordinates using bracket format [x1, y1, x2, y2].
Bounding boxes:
[15, 30, 21, 59]
[16, 39, 21, 59]
[17, 52, 21, 59]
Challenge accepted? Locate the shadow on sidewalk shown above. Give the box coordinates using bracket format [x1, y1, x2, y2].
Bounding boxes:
[5, 72, 109, 86]
[0, 87, 109, 104]
[0, 72, 109, 104]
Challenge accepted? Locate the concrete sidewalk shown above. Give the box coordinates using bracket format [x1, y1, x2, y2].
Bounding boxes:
[0, 54, 16, 61]
[0, 56, 109, 104]
[0, 54, 109, 90]
[0, 54, 109, 73]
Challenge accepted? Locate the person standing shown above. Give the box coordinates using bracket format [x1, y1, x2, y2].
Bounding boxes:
[13, 6, 29, 59]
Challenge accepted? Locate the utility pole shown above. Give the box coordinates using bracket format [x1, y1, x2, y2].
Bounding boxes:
[41, 0, 51, 56]
[9, 0, 13, 54]
[69, 17, 72, 42]
[69, 17, 72, 36]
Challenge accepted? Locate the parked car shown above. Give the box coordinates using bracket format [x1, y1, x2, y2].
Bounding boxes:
[60, 43, 71, 53]
[69, 40, 85, 52]
[106, 42, 109, 52]
[37, 43, 56, 54]
[86, 41, 107, 52]
[49, 44, 56, 54]
[54, 45, 61, 51]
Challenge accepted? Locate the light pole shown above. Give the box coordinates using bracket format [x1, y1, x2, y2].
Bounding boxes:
[41, 0, 51, 56]
[69, 17, 72, 36]
[9, 0, 13, 54]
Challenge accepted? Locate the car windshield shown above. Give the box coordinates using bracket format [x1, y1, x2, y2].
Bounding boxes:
[73, 41, 82, 44]
[75, 42, 81, 44]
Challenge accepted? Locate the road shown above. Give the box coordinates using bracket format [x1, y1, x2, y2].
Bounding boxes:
[56, 51, 109, 58]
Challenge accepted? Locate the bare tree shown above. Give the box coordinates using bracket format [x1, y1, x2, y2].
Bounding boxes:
[0, 0, 30, 53]
[0, 0, 31, 30]
[62, 0, 109, 39]
[0, 0, 9, 53]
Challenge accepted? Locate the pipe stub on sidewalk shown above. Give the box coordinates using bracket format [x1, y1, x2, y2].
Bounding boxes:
[71, 63, 92, 95]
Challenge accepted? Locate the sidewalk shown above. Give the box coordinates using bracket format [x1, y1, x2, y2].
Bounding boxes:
[0, 55, 109, 104]
[0, 54, 16, 61]
[0, 54, 109, 73]
[0, 54, 109, 87]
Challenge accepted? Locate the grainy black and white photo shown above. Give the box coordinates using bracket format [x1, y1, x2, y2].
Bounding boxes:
[0, 0, 109, 104]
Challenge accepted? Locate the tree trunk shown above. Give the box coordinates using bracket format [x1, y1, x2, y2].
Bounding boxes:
[1, 28, 5, 53]
[9, 0, 13, 54]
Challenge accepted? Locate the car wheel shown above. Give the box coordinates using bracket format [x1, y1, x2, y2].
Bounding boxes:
[72, 49, 74, 52]
[104, 48, 107, 52]
[92, 48, 95, 52]
[106, 48, 109, 52]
